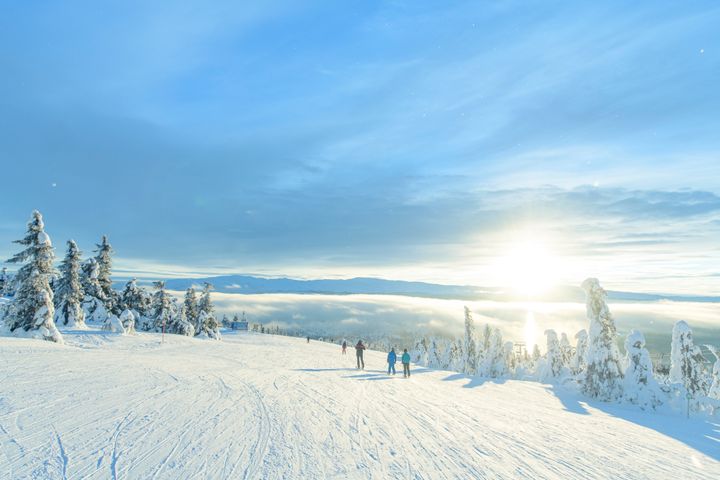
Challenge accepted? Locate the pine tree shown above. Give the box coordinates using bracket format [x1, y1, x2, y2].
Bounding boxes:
[4, 211, 62, 342]
[120, 309, 136, 334]
[197, 310, 221, 339]
[150, 281, 174, 332]
[166, 305, 195, 336]
[670, 321, 707, 398]
[463, 306, 478, 374]
[81, 258, 108, 322]
[705, 345, 720, 401]
[0, 267, 7, 297]
[196, 282, 214, 334]
[53, 240, 85, 327]
[623, 330, 662, 410]
[559, 332, 572, 369]
[94, 235, 116, 313]
[543, 329, 563, 379]
[573, 329, 588, 374]
[581, 278, 623, 401]
[478, 327, 506, 378]
[184, 287, 199, 331]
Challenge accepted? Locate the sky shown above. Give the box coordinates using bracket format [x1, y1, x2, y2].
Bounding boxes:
[1, 0, 719, 295]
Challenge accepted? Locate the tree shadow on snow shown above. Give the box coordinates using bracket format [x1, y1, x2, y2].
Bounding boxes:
[441, 373, 507, 389]
[545, 384, 720, 461]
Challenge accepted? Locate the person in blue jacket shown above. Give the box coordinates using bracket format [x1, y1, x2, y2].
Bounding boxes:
[387, 348, 397, 375]
[401, 349, 411, 378]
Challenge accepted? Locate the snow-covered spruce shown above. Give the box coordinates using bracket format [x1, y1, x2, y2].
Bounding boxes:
[166, 306, 195, 336]
[53, 240, 86, 328]
[0, 267, 8, 297]
[196, 311, 221, 340]
[573, 329, 588, 374]
[119, 278, 151, 328]
[184, 286, 199, 332]
[463, 306, 478, 375]
[151, 281, 174, 332]
[670, 320, 708, 399]
[581, 278, 623, 401]
[706, 345, 720, 402]
[559, 333, 572, 370]
[81, 258, 108, 323]
[477, 327, 506, 378]
[94, 235, 117, 313]
[542, 329, 563, 380]
[623, 330, 662, 410]
[3, 211, 63, 343]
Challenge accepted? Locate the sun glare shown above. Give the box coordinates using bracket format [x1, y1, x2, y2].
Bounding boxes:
[494, 240, 560, 297]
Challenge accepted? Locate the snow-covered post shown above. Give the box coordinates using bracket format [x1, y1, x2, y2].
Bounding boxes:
[4, 211, 63, 343]
[581, 278, 623, 401]
[670, 321, 707, 400]
[623, 330, 662, 410]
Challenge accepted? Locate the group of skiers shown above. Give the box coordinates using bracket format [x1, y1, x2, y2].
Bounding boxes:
[341, 340, 412, 378]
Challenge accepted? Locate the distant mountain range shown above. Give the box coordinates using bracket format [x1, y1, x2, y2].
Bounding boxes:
[129, 275, 720, 303]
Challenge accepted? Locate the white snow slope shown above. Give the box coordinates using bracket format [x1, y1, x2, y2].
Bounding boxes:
[1, 330, 718, 479]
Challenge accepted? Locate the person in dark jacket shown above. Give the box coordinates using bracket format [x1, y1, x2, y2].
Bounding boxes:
[355, 340, 366, 369]
[402, 349, 411, 378]
[342, 340, 347, 355]
[387, 348, 397, 375]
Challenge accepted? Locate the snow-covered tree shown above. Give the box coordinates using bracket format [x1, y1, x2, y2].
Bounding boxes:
[94, 235, 117, 313]
[504, 341, 516, 373]
[705, 345, 720, 401]
[581, 278, 623, 401]
[0, 267, 7, 297]
[623, 330, 662, 410]
[559, 333, 572, 369]
[463, 306, 478, 374]
[81, 258, 108, 323]
[478, 327, 506, 378]
[119, 278, 151, 320]
[4, 211, 63, 342]
[53, 240, 85, 328]
[573, 329, 588, 374]
[532, 344, 541, 362]
[670, 321, 707, 398]
[196, 282, 214, 334]
[197, 310, 221, 339]
[184, 287, 199, 331]
[102, 314, 125, 333]
[151, 281, 174, 332]
[543, 329, 563, 379]
[120, 309, 136, 334]
[166, 306, 195, 336]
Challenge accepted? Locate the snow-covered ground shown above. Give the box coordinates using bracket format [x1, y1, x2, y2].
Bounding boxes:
[1, 330, 718, 479]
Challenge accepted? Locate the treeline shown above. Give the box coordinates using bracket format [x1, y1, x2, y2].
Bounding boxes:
[407, 278, 719, 413]
[0, 211, 221, 343]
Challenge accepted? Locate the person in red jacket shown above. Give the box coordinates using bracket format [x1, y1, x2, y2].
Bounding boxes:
[355, 340, 366, 369]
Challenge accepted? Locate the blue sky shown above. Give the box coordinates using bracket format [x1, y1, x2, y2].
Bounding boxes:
[1, 1, 719, 294]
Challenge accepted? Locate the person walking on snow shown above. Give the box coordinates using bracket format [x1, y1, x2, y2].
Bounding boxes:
[342, 340, 347, 355]
[355, 340, 366, 369]
[387, 348, 397, 375]
[402, 348, 411, 378]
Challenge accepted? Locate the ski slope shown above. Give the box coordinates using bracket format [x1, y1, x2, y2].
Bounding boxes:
[1, 330, 718, 479]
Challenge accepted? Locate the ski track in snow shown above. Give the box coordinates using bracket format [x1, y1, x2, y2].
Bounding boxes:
[0, 330, 719, 479]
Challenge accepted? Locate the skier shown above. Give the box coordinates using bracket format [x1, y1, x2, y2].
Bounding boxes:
[342, 340, 347, 355]
[355, 340, 366, 369]
[307, 336, 310, 343]
[387, 347, 397, 375]
[402, 348, 411, 378]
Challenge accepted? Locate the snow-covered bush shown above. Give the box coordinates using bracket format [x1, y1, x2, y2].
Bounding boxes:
[581, 278, 623, 401]
[102, 314, 125, 334]
[120, 309, 136, 334]
[623, 330, 662, 410]
[53, 240, 85, 328]
[4, 211, 63, 343]
[670, 321, 707, 398]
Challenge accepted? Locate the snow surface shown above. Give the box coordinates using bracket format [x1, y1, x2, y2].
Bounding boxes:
[1, 329, 719, 479]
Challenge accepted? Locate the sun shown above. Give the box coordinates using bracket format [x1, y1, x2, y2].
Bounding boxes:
[494, 240, 560, 297]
